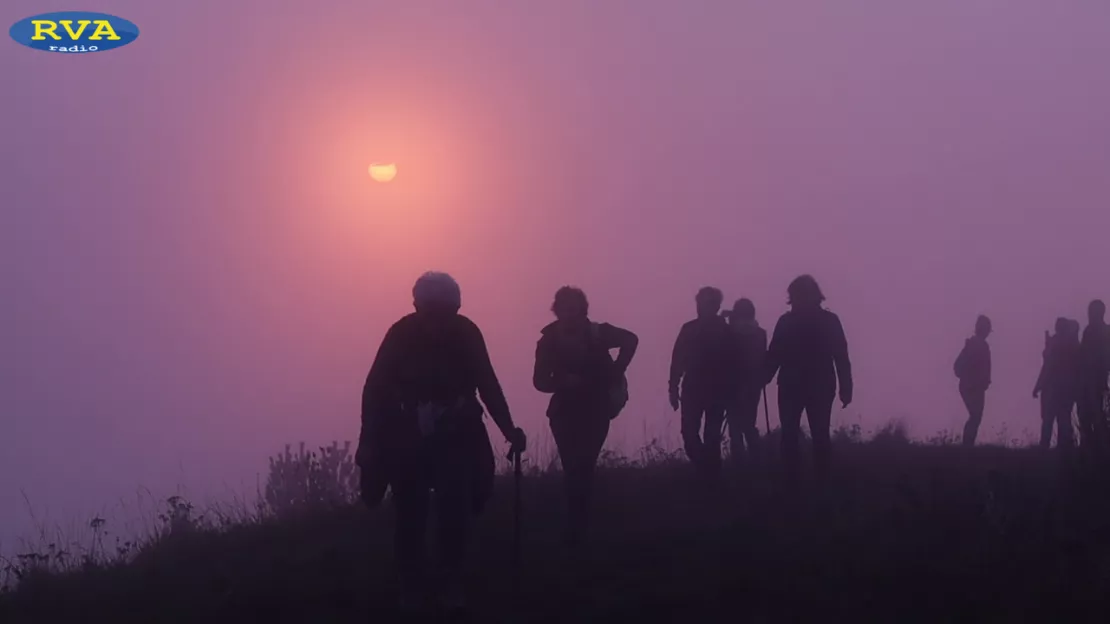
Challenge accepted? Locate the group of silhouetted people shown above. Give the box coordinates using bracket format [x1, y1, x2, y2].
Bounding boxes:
[953, 300, 1110, 453]
[668, 277, 853, 482]
[355, 271, 1108, 617]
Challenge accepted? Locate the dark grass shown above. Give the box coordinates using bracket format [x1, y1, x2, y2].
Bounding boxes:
[4, 435, 1110, 623]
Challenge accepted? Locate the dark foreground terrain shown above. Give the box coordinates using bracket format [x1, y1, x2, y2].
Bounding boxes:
[4, 433, 1110, 623]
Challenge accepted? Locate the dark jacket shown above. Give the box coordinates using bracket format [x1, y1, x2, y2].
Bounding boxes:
[954, 336, 991, 393]
[765, 307, 853, 401]
[1080, 322, 1110, 389]
[534, 320, 638, 420]
[729, 319, 768, 391]
[357, 312, 513, 511]
[1035, 334, 1081, 400]
[670, 316, 736, 403]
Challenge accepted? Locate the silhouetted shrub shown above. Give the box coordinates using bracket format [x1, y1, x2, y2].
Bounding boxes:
[263, 441, 358, 518]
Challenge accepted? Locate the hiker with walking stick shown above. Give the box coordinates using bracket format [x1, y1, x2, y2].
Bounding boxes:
[722, 298, 768, 466]
[534, 286, 638, 548]
[355, 271, 527, 618]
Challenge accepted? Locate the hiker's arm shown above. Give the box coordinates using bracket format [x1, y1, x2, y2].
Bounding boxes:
[831, 314, 853, 403]
[764, 318, 785, 386]
[669, 326, 689, 396]
[469, 324, 516, 438]
[358, 324, 401, 467]
[601, 323, 639, 375]
[533, 338, 559, 394]
[361, 324, 401, 427]
[985, 346, 992, 389]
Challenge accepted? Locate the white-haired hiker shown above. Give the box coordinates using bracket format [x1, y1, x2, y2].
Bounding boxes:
[357, 271, 527, 617]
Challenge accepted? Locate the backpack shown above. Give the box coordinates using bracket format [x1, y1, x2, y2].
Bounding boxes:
[591, 322, 630, 420]
[953, 340, 969, 380]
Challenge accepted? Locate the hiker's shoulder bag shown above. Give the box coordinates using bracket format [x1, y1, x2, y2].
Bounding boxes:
[591, 322, 630, 420]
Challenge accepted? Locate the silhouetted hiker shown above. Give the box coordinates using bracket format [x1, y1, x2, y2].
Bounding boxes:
[670, 286, 736, 478]
[764, 275, 853, 479]
[1033, 318, 1080, 450]
[955, 315, 992, 447]
[722, 298, 767, 463]
[1077, 300, 1110, 450]
[534, 286, 638, 547]
[356, 271, 527, 615]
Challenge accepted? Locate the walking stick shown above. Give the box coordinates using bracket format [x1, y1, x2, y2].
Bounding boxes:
[762, 386, 771, 433]
[508, 446, 523, 599]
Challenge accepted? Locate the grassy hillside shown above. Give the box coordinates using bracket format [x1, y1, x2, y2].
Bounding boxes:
[3, 429, 1110, 623]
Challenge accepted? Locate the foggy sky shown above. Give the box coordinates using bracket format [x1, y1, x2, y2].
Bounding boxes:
[3, 0, 1108, 547]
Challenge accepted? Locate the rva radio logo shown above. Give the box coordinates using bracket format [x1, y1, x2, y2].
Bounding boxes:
[9, 11, 139, 53]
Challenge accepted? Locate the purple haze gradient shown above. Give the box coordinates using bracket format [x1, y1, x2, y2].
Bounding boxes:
[2, 0, 1108, 544]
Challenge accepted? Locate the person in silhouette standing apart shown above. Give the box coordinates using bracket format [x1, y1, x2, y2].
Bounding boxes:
[670, 286, 736, 479]
[534, 286, 638, 547]
[954, 315, 993, 447]
[1077, 300, 1110, 451]
[356, 271, 527, 617]
[1033, 317, 1081, 451]
[722, 298, 767, 464]
[764, 275, 853, 480]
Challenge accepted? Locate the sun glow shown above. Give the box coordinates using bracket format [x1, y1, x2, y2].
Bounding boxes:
[369, 162, 397, 182]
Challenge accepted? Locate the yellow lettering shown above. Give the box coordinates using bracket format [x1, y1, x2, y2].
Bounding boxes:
[59, 20, 92, 40]
[87, 20, 121, 41]
[31, 20, 61, 41]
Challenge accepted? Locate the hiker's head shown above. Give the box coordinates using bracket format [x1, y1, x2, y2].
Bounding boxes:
[1055, 317, 1070, 336]
[1065, 319, 1082, 342]
[731, 298, 756, 322]
[695, 287, 723, 319]
[1089, 299, 1106, 325]
[975, 314, 992, 338]
[787, 275, 825, 309]
[552, 286, 589, 324]
[412, 271, 461, 316]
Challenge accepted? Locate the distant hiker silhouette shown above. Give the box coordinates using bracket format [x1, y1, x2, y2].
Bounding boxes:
[764, 275, 853, 479]
[1033, 318, 1080, 450]
[1077, 300, 1110, 450]
[534, 286, 638, 547]
[669, 287, 736, 478]
[722, 298, 767, 463]
[356, 271, 526, 616]
[954, 315, 992, 447]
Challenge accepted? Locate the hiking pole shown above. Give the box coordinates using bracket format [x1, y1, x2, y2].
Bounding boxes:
[509, 446, 523, 601]
[762, 386, 771, 433]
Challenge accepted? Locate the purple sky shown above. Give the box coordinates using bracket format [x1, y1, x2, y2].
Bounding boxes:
[3, 0, 1108, 545]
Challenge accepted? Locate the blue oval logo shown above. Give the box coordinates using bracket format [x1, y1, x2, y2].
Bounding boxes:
[9, 12, 139, 53]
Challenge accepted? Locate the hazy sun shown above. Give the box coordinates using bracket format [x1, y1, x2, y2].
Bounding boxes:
[369, 162, 397, 183]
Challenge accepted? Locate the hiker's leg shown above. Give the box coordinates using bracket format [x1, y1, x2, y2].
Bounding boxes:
[740, 386, 762, 455]
[703, 404, 726, 475]
[431, 446, 473, 610]
[391, 478, 431, 604]
[1076, 388, 1096, 449]
[551, 415, 592, 544]
[961, 388, 985, 447]
[573, 415, 610, 540]
[721, 402, 739, 464]
[778, 388, 804, 479]
[680, 399, 706, 470]
[1057, 397, 1076, 450]
[807, 394, 834, 475]
[1040, 394, 1054, 450]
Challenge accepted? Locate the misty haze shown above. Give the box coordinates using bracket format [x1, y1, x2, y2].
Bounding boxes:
[2, 0, 1109, 621]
